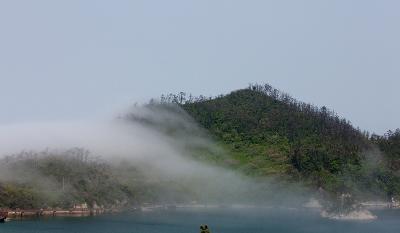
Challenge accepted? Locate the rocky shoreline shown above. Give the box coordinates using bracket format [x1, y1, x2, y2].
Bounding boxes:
[2, 207, 124, 220]
[2, 201, 399, 222]
[6, 209, 100, 218]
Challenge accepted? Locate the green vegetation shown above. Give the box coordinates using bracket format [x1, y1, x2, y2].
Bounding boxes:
[369, 130, 400, 197]
[163, 84, 400, 201]
[0, 148, 198, 209]
[0, 148, 229, 209]
[373, 129, 400, 170]
[1, 84, 399, 209]
[0, 149, 138, 209]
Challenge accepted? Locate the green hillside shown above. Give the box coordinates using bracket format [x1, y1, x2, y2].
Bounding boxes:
[0, 149, 196, 209]
[0, 149, 137, 209]
[1, 84, 399, 210]
[162, 84, 400, 200]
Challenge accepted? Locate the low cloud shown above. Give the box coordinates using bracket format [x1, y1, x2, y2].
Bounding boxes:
[0, 104, 309, 206]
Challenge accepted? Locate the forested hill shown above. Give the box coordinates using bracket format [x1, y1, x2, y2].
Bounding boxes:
[1, 84, 399, 210]
[162, 84, 400, 200]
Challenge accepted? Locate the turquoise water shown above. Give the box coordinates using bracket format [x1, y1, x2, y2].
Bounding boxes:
[1, 208, 400, 233]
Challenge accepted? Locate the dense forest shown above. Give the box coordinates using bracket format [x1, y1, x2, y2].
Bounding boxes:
[0, 148, 135, 209]
[1, 83, 399, 210]
[0, 148, 201, 209]
[162, 84, 400, 201]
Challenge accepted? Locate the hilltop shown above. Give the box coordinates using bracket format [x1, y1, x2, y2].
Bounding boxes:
[1, 83, 400, 211]
[163, 84, 400, 201]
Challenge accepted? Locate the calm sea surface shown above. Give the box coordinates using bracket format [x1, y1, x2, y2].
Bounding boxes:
[1, 208, 400, 233]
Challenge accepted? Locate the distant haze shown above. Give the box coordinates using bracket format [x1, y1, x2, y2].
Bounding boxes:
[0, 104, 306, 205]
[0, 0, 399, 134]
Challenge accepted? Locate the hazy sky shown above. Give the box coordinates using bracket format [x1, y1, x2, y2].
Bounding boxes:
[0, 0, 399, 134]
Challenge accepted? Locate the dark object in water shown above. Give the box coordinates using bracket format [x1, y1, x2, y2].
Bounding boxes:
[0, 211, 8, 223]
[200, 225, 211, 233]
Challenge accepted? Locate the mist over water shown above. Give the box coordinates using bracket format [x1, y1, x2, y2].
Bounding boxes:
[0, 104, 309, 206]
